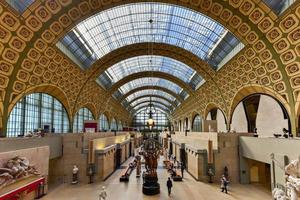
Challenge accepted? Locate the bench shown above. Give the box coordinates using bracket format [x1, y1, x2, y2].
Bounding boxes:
[172, 170, 182, 181]
[119, 165, 131, 182]
[169, 169, 182, 181]
[120, 161, 136, 182]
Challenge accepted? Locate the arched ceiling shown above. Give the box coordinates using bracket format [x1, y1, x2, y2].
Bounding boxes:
[56, 2, 242, 116]
[119, 86, 184, 103]
[59, 2, 240, 70]
[1, 0, 299, 135]
[129, 101, 173, 113]
[126, 94, 177, 108]
[130, 97, 171, 107]
[110, 72, 194, 95]
[134, 105, 171, 115]
[98, 56, 203, 90]
[116, 77, 185, 96]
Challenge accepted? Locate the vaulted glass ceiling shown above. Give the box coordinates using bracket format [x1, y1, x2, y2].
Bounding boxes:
[56, 2, 243, 115]
[128, 97, 172, 109]
[58, 2, 241, 71]
[117, 78, 183, 95]
[98, 56, 203, 90]
[131, 101, 172, 110]
[126, 90, 176, 103]
[133, 104, 171, 115]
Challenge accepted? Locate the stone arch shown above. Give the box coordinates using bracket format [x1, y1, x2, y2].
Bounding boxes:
[229, 84, 293, 134]
[4, 85, 72, 136]
[7, 84, 71, 117]
[74, 103, 97, 121]
[99, 112, 111, 130]
[191, 111, 202, 131]
[204, 102, 227, 122]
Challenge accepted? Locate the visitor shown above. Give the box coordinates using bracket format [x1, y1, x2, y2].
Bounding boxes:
[166, 177, 173, 196]
[220, 175, 228, 194]
[99, 186, 107, 200]
[180, 163, 185, 178]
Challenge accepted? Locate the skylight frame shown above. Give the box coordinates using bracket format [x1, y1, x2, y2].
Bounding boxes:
[126, 89, 176, 103]
[118, 77, 184, 95]
[98, 56, 202, 89]
[128, 96, 172, 108]
[58, 2, 241, 70]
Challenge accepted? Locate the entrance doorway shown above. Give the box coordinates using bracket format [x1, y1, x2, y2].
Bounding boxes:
[247, 159, 271, 190]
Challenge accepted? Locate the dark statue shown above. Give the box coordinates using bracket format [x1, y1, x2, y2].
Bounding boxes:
[142, 138, 161, 195]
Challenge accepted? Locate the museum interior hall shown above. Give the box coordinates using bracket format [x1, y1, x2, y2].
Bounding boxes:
[1, 0, 300, 199]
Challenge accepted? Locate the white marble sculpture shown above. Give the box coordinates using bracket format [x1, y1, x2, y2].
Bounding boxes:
[272, 188, 288, 200]
[285, 159, 300, 200]
[72, 165, 79, 184]
[0, 156, 40, 188]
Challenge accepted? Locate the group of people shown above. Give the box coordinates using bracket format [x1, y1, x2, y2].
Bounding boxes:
[167, 153, 185, 178]
[99, 174, 229, 199]
[165, 174, 229, 197]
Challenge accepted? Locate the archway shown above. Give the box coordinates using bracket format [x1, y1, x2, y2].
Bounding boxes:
[192, 115, 202, 132]
[230, 94, 290, 136]
[206, 108, 227, 132]
[73, 107, 94, 133]
[7, 93, 70, 137]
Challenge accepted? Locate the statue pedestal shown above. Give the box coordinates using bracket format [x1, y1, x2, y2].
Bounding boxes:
[142, 175, 160, 195]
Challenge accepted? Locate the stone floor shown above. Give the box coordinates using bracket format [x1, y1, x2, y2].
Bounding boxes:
[43, 157, 271, 200]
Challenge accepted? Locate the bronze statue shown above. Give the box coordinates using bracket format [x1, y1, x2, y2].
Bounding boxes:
[142, 138, 161, 195]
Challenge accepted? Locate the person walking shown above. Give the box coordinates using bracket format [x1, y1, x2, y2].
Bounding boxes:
[166, 177, 173, 196]
[180, 163, 185, 178]
[99, 186, 107, 200]
[220, 175, 228, 194]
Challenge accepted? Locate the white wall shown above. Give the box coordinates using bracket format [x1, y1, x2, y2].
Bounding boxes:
[206, 112, 212, 120]
[231, 102, 248, 132]
[256, 95, 288, 137]
[217, 109, 227, 132]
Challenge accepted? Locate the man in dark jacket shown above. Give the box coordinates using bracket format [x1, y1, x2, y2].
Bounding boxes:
[166, 177, 173, 196]
[181, 162, 185, 178]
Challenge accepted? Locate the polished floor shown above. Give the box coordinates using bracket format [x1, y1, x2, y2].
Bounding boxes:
[43, 157, 271, 200]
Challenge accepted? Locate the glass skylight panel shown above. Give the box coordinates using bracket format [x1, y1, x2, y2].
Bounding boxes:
[263, 0, 296, 15]
[59, 2, 240, 69]
[133, 102, 171, 112]
[6, 0, 35, 13]
[206, 32, 240, 69]
[112, 90, 123, 100]
[119, 77, 183, 94]
[179, 90, 190, 100]
[126, 89, 176, 103]
[99, 56, 200, 87]
[129, 97, 172, 108]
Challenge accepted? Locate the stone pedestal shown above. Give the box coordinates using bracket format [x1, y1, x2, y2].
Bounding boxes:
[142, 175, 160, 195]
